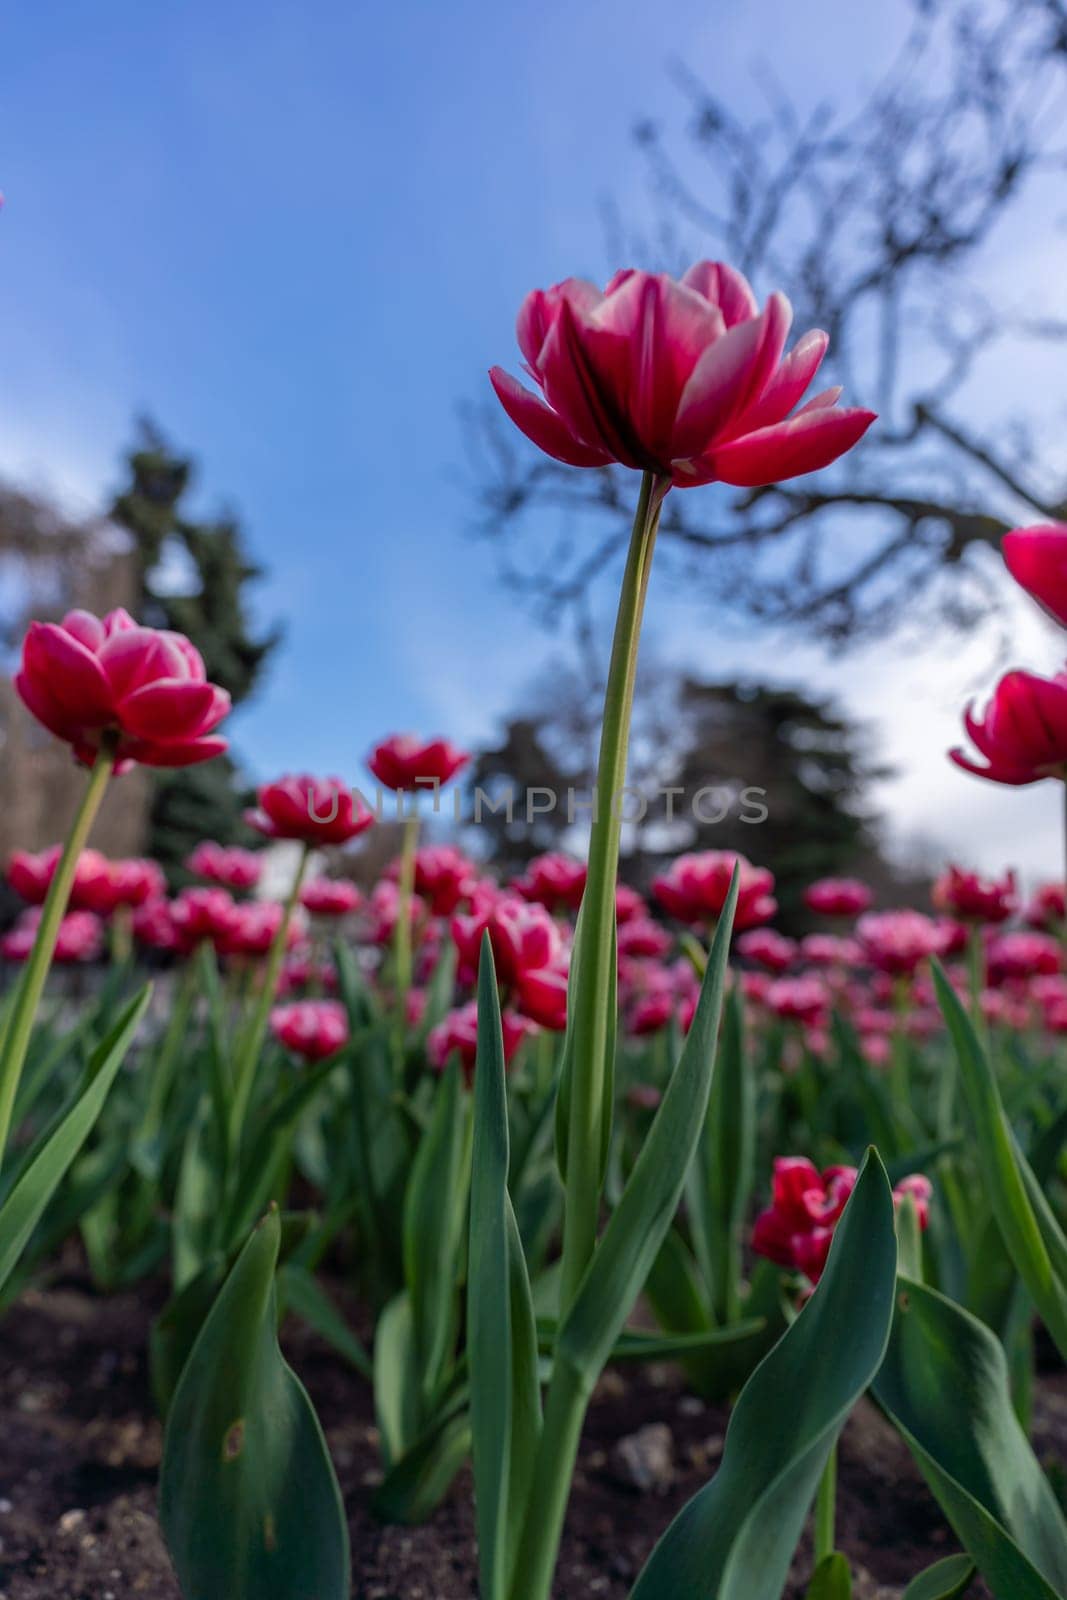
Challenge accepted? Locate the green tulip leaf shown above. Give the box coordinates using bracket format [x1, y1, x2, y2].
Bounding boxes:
[468, 936, 542, 1600]
[631, 1151, 897, 1600]
[932, 959, 1067, 1360]
[0, 985, 150, 1292]
[872, 1276, 1067, 1598]
[404, 1054, 471, 1410]
[159, 1208, 349, 1600]
[901, 1554, 976, 1599]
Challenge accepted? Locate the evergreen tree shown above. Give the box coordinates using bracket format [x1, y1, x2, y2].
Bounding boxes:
[111, 421, 281, 878]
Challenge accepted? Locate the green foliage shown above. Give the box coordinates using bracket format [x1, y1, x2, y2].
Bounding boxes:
[631, 1152, 897, 1600]
[159, 1209, 349, 1600]
[873, 1278, 1067, 1598]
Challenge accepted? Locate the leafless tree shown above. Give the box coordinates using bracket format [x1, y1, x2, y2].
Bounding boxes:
[466, 0, 1067, 648]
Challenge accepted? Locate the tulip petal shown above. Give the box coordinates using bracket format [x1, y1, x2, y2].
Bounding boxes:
[516, 278, 602, 368]
[949, 747, 1043, 786]
[681, 261, 759, 326]
[1002, 525, 1067, 629]
[489, 366, 615, 469]
[13, 670, 86, 742]
[538, 299, 643, 465]
[697, 405, 877, 488]
[61, 610, 107, 652]
[23, 623, 114, 722]
[673, 314, 768, 458]
[736, 330, 830, 433]
[98, 627, 196, 699]
[130, 735, 230, 768]
[119, 680, 226, 739]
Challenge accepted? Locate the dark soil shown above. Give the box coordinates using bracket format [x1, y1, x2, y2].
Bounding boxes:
[0, 1262, 1060, 1598]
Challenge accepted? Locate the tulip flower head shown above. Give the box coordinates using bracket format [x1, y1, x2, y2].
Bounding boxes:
[803, 877, 873, 918]
[170, 886, 240, 949]
[270, 1000, 350, 1062]
[186, 842, 263, 892]
[614, 883, 646, 924]
[736, 927, 797, 972]
[765, 975, 830, 1027]
[753, 1157, 931, 1285]
[1, 908, 103, 965]
[1002, 524, 1067, 628]
[300, 878, 362, 917]
[427, 1001, 534, 1077]
[132, 897, 186, 955]
[451, 894, 563, 987]
[15, 608, 230, 771]
[397, 845, 479, 916]
[513, 853, 588, 913]
[932, 866, 1017, 925]
[616, 916, 673, 960]
[367, 735, 470, 793]
[247, 775, 374, 848]
[220, 901, 294, 958]
[950, 669, 1067, 786]
[517, 960, 569, 1030]
[1025, 882, 1067, 929]
[652, 850, 776, 931]
[857, 910, 947, 977]
[987, 931, 1062, 984]
[490, 262, 875, 489]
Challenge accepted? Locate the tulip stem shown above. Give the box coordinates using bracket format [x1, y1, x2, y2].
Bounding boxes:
[510, 470, 666, 1600]
[227, 842, 310, 1157]
[0, 740, 117, 1168]
[558, 467, 666, 1317]
[393, 813, 420, 1072]
[814, 1442, 837, 1565]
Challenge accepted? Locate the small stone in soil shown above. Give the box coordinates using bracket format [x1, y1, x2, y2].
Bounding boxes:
[610, 1422, 675, 1494]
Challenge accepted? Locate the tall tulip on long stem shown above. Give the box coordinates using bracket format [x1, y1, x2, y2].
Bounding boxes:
[486, 259, 876, 1600]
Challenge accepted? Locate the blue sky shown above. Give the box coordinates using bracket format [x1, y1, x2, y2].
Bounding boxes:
[2, 0, 1066, 880]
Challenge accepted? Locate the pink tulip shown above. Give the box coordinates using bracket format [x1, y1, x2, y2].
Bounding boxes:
[1, 908, 103, 965]
[427, 1001, 534, 1077]
[517, 961, 569, 1031]
[857, 910, 946, 977]
[300, 878, 362, 917]
[451, 894, 563, 986]
[170, 886, 240, 948]
[15, 607, 230, 770]
[987, 931, 1061, 984]
[246, 775, 374, 847]
[132, 897, 186, 954]
[186, 842, 263, 891]
[616, 917, 673, 960]
[736, 927, 797, 972]
[392, 845, 479, 916]
[951, 669, 1067, 785]
[490, 262, 874, 488]
[803, 878, 873, 918]
[367, 735, 470, 792]
[932, 866, 1016, 925]
[513, 853, 588, 913]
[270, 1000, 350, 1062]
[1026, 883, 1067, 928]
[615, 883, 647, 925]
[652, 850, 776, 931]
[1002, 524, 1067, 628]
[765, 976, 830, 1026]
